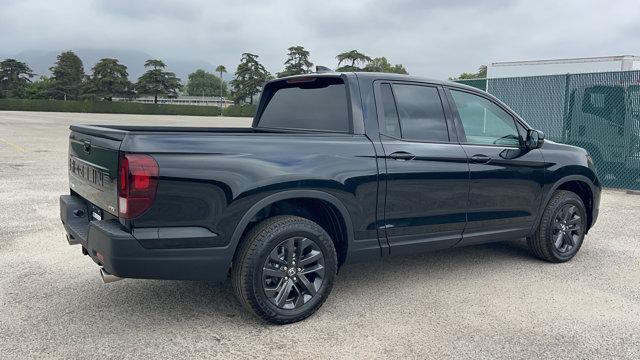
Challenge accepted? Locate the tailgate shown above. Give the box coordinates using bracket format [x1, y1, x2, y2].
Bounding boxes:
[68, 127, 123, 216]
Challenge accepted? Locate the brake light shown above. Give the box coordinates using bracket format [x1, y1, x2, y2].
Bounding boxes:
[118, 153, 159, 219]
[286, 77, 317, 84]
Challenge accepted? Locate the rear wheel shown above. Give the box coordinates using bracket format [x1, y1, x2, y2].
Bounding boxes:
[527, 190, 587, 262]
[231, 215, 337, 324]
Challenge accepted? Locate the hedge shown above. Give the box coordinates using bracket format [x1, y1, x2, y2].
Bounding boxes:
[0, 99, 256, 117]
[223, 104, 257, 117]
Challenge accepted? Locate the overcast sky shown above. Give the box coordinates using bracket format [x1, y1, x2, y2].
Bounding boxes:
[1, 0, 639, 79]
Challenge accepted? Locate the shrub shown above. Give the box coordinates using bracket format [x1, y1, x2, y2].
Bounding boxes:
[223, 104, 257, 117]
[0, 99, 253, 117]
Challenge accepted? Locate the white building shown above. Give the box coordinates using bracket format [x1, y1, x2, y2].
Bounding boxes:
[114, 96, 234, 108]
[487, 55, 640, 78]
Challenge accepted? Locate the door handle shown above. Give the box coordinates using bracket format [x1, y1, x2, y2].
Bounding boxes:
[388, 151, 416, 161]
[470, 154, 491, 164]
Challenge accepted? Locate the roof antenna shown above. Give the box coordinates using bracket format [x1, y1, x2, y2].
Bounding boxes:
[315, 65, 333, 73]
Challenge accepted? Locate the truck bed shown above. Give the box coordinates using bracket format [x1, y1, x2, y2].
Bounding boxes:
[69, 124, 264, 141]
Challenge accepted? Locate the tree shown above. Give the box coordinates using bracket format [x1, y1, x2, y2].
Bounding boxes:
[86, 58, 133, 101]
[453, 65, 487, 80]
[0, 59, 35, 98]
[215, 65, 227, 85]
[229, 53, 271, 104]
[215, 65, 227, 115]
[186, 69, 226, 97]
[362, 57, 408, 74]
[277, 46, 313, 78]
[25, 76, 55, 99]
[135, 59, 182, 103]
[335, 50, 372, 71]
[49, 51, 84, 100]
[478, 65, 487, 78]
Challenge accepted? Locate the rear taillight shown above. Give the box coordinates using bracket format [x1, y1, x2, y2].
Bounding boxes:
[118, 153, 159, 219]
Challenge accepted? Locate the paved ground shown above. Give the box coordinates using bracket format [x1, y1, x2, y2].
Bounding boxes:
[0, 111, 639, 359]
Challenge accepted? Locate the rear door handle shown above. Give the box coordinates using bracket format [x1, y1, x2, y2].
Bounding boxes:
[470, 154, 491, 164]
[388, 151, 416, 161]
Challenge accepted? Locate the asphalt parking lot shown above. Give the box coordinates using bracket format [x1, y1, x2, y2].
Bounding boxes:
[0, 110, 639, 359]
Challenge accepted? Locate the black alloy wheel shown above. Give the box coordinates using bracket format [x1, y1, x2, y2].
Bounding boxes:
[551, 203, 584, 254]
[262, 236, 326, 309]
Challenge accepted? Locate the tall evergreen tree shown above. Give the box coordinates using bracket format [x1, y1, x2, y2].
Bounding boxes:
[229, 53, 271, 104]
[335, 50, 372, 71]
[135, 59, 182, 104]
[49, 51, 85, 100]
[186, 69, 226, 97]
[86, 58, 132, 101]
[277, 46, 313, 78]
[0, 59, 35, 98]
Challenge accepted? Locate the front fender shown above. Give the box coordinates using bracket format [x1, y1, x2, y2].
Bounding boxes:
[533, 172, 601, 234]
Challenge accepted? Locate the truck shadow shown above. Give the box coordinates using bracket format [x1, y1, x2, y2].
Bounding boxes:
[76, 239, 534, 327]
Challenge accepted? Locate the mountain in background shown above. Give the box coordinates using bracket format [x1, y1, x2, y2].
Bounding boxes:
[6, 48, 230, 82]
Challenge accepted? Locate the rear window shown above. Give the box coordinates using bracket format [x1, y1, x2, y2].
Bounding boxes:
[257, 77, 350, 132]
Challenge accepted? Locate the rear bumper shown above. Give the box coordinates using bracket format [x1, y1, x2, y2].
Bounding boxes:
[60, 194, 231, 281]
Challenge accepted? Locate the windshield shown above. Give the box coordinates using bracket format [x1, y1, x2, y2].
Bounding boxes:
[256, 77, 350, 132]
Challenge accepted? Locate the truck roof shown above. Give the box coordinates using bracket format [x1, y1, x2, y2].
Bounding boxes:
[270, 71, 469, 90]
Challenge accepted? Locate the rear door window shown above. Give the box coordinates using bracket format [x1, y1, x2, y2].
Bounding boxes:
[257, 77, 350, 132]
[392, 84, 450, 142]
[378, 83, 402, 138]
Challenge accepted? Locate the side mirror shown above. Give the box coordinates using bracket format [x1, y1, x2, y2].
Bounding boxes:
[526, 129, 545, 149]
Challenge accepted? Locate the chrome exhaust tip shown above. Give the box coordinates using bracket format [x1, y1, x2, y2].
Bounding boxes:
[100, 268, 124, 283]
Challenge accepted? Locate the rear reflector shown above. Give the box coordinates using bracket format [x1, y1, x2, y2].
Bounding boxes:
[118, 154, 159, 219]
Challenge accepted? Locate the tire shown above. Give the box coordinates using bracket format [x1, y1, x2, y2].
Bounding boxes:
[231, 215, 338, 324]
[527, 190, 587, 263]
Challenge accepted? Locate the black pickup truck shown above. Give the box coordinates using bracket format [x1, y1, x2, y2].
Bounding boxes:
[60, 72, 601, 323]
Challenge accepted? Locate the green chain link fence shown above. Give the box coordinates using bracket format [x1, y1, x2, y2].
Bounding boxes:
[456, 71, 640, 190]
[452, 78, 487, 91]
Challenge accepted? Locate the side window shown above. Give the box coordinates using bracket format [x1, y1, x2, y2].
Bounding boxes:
[450, 90, 520, 146]
[378, 83, 401, 138]
[392, 84, 449, 142]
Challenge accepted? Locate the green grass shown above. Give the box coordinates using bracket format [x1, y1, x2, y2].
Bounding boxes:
[0, 99, 256, 117]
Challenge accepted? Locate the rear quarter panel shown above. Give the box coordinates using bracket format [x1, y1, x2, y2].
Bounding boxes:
[125, 132, 380, 252]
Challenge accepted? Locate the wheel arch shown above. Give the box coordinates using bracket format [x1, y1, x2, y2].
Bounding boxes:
[227, 190, 355, 270]
[536, 175, 597, 233]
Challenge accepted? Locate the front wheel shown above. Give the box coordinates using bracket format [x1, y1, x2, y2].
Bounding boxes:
[231, 215, 337, 324]
[527, 190, 587, 262]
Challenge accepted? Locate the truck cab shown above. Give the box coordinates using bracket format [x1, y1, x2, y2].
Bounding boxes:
[565, 84, 640, 180]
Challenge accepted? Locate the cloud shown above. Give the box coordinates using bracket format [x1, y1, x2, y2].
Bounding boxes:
[1, 0, 639, 79]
